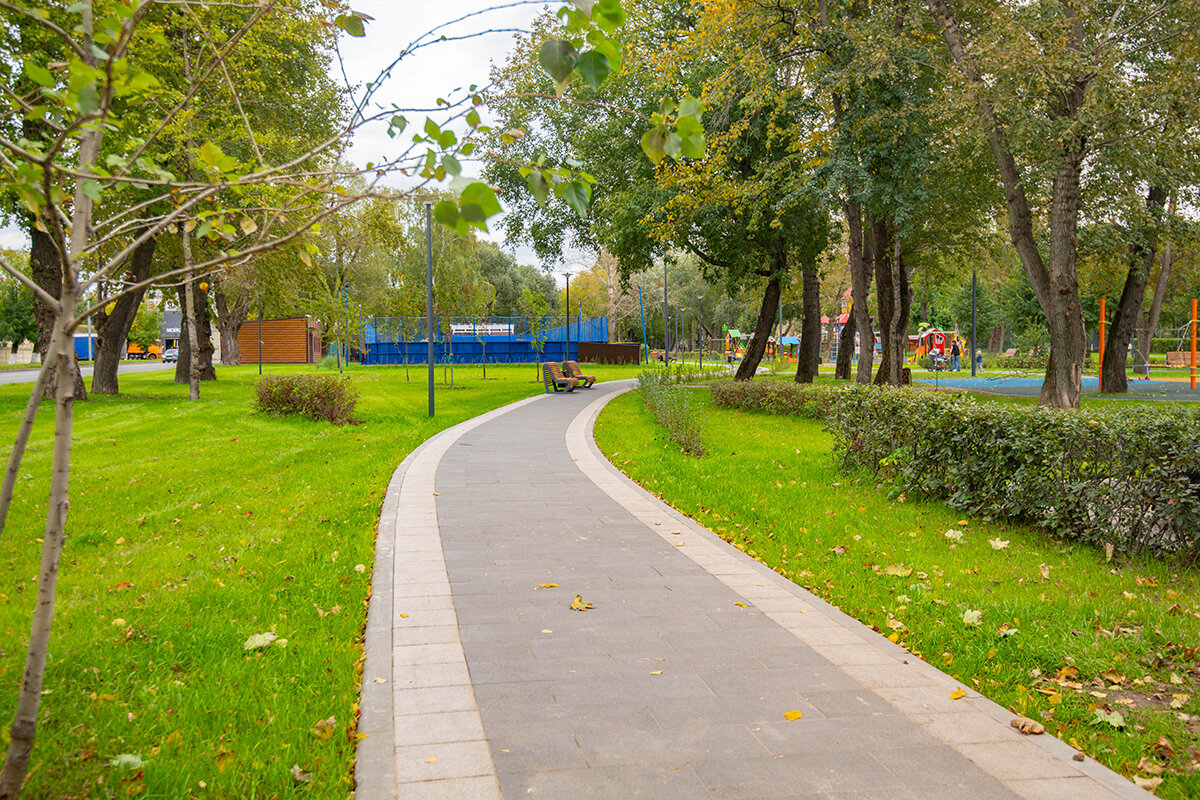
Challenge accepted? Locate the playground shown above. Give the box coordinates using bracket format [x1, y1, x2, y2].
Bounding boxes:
[917, 373, 1200, 400]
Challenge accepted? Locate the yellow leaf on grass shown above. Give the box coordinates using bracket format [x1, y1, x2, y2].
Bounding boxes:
[783, 710, 803, 721]
[950, 688, 967, 700]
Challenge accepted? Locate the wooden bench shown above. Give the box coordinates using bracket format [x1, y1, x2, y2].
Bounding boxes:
[1001, 348, 1017, 358]
[542, 362, 579, 393]
[564, 360, 596, 388]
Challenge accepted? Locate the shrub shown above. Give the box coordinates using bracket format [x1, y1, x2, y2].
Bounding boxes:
[637, 370, 705, 455]
[710, 379, 836, 419]
[709, 379, 1200, 561]
[254, 374, 360, 425]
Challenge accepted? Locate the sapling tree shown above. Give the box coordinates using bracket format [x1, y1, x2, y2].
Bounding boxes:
[0, 0, 639, 794]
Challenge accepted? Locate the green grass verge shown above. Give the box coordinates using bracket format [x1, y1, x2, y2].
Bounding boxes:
[0, 361, 647, 799]
[595, 388, 1200, 798]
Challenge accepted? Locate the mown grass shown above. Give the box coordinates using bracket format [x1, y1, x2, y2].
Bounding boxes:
[595, 388, 1200, 798]
[0, 361, 645, 800]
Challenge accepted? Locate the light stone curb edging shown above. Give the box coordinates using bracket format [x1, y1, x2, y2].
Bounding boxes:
[566, 385, 1145, 800]
[356, 393, 546, 800]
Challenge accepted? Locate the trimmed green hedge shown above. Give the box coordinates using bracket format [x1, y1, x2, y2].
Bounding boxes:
[254, 374, 360, 425]
[711, 380, 1200, 561]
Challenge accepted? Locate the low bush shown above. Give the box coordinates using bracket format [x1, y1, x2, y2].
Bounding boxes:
[637, 370, 705, 455]
[254, 374, 361, 425]
[711, 379, 1200, 561]
[710, 378, 835, 418]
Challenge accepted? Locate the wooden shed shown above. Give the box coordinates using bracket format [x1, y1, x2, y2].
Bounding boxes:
[237, 316, 323, 364]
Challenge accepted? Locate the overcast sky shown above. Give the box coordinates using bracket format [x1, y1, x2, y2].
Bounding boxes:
[1, 1, 587, 279]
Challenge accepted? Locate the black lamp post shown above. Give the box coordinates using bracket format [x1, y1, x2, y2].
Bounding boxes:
[425, 201, 434, 418]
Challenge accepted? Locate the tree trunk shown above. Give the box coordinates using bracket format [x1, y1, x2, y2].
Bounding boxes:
[213, 281, 250, 366]
[1134, 196, 1174, 375]
[181, 235, 201, 400]
[870, 216, 896, 386]
[794, 261, 821, 384]
[846, 201, 874, 384]
[0, 315, 76, 799]
[928, 0, 1088, 409]
[91, 235, 157, 395]
[988, 324, 1005, 353]
[734, 271, 783, 381]
[175, 280, 216, 385]
[875, 225, 911, 387]
[835, 314, 856, 379]
[1102, 186, 1166, 392]
[28, 221, 86, 402]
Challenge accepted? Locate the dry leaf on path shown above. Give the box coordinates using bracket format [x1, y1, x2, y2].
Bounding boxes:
[570, 595, 594, 611]
[950, 688, 967, 700]
[1010, 717, 1045, 735]
[538, 583, 558, 588]
[783, 710, 803, 721]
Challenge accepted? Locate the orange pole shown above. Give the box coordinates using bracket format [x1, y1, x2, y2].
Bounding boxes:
[1098, 297, 1105, 389]
[1191, 298, 1197, 390]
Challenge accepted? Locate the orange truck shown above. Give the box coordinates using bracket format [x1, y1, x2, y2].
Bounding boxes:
[127, 341, 163, 360]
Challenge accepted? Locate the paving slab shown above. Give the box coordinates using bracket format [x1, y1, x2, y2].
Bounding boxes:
[356, 382, 1144, 800]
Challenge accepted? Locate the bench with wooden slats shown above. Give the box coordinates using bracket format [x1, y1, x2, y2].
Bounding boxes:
[543, 362, 579, 393]
[564, 360, 596, 388]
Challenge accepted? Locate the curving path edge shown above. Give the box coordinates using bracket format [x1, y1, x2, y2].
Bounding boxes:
[356, 381, 1143, 800]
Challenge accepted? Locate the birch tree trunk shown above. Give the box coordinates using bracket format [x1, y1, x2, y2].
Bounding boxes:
[182, 230, 201, 401]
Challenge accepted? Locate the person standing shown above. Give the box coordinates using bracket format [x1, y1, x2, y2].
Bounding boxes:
[950, 339, 962, 371]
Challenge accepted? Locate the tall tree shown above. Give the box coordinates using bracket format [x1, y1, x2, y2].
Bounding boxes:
[926, 0, 1200, 407]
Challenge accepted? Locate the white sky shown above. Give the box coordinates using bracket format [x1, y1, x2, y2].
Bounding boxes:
[2, 1, 584, 280]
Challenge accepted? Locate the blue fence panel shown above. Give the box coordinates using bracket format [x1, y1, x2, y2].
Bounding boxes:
[361, 315, 604, 365]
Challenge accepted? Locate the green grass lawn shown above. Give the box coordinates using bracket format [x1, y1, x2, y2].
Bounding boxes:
[0, 361, 645, 799]
[595, 387, 1200, 798]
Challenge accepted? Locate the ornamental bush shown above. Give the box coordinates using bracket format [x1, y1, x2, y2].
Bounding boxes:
[254, 374, 360, 425]
[710, 379, 1200, 561]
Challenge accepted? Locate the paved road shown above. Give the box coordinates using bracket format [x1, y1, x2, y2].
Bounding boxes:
[0, 360, 171, 386]
[358, 381, 1143, 800]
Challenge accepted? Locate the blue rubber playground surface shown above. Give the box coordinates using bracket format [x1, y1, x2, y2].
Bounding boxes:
[917, 374, 1200, 400]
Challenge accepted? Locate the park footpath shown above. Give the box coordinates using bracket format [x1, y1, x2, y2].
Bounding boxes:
[354, 380, 1145, 800]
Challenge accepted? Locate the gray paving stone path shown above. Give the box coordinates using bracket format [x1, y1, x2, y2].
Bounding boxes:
[357, 381, 1144, 800]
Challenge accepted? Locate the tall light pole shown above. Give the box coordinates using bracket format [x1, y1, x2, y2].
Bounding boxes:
[970, 270, 978, 377]
[663, 266, 669, 368]
[425, 201, 434, 418]
[698, 296, 704, 371]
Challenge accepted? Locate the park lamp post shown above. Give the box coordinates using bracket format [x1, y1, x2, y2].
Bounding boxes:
[663, 266, 669, 368]
[698, 296, 704, 372]
[561, 270, 572, 363]
[427, 202, 436, 417]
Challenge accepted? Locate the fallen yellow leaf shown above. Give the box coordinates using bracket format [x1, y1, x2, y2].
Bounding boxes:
[950, 688, 967, 700]
[650, 670, 663, 676]
[425, 756, 437, 764]
[538, 583, 558, 588]
[783, 710, 803, 721]
[734, 602, 747, 608]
